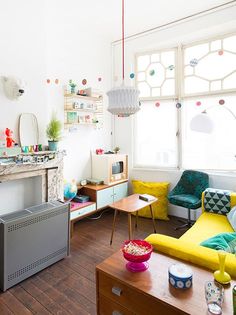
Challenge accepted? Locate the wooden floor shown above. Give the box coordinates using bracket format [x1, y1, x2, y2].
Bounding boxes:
[0, 210, 184, 314]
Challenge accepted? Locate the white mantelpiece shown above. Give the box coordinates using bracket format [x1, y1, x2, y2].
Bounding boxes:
[0, 153, 64, 202]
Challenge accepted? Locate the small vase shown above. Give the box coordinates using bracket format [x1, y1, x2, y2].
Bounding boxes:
[48, 141, 58, 151]
[214, 250, 231, 284]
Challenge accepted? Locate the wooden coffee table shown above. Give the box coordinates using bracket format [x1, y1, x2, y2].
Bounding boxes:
[109, 194, 158, 245]
[96, 250, 235, 315]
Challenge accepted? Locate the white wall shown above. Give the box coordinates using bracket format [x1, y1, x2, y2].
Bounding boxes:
[0, 0, 112, 212]
[45, 0, 112, 181]
[112, 4, 236, 219]
[0, 0, 48, 145]
[0, 1, 112, 183]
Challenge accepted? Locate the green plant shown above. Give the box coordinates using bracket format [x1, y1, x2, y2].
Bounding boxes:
[46, 114, 62, 141]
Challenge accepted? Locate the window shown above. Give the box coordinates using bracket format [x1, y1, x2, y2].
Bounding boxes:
[134, 33, 236, 171]
[134, 100, 178, 168]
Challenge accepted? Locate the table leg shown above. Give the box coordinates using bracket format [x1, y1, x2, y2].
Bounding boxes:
[110, 209, 118, 245]
[128, 214, 132, 240]
[135, 211, 138, 229]
[149, 205, 157, 233]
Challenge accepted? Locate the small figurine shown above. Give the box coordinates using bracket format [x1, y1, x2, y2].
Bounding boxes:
[5, 128, 15, 148]
[69, 79, 76, 94]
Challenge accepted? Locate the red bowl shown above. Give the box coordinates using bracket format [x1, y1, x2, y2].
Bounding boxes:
[122, 240, 153, 263]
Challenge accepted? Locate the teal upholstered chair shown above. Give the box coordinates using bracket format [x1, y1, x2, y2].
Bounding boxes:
[168, 170, 209, 230]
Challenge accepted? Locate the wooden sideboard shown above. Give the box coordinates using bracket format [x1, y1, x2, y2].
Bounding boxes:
[70, 181, 128, 236]
[96, 250, 235, 315]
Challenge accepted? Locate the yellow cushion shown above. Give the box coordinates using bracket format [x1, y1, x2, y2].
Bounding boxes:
[132, 180, 169, 220]
[146, 233, 236, 278]
[180, 212, 234, 244]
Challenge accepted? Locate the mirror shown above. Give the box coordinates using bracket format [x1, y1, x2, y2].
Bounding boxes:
[19, 113, 39, 147]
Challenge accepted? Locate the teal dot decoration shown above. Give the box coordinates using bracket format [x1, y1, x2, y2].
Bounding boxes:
[149, 69, 155, 76]
[168, 65, 174, 71]
[130, 73, 135, 79]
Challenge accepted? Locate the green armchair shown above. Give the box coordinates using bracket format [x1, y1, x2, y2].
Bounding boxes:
[168, 170, 209, 230]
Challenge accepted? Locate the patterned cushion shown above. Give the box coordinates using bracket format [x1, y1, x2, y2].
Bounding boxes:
[204, 188, 231, 215]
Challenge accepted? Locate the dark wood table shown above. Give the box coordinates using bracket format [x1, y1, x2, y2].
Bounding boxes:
[109, 193, 158, 245]
[96, 250, 236, 315]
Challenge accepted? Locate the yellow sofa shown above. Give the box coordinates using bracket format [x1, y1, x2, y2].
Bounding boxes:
[146, 191, 236, 277]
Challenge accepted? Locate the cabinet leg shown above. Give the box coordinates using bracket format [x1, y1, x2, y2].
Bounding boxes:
[128, 214, 132, 240]
[110, 209, 118, 245]
[70, 221, 74, 238]
[149, 205, 157, 233]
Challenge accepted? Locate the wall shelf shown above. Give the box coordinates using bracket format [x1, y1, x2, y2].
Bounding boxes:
[64, 90, 103, 129]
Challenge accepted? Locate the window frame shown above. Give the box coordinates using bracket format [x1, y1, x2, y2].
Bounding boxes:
[133, 32, 236, 172]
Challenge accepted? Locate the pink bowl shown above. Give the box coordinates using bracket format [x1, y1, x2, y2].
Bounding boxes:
[122, 239, 153, 263]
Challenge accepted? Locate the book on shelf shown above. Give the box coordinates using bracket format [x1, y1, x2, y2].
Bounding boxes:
[139, 194, 156, 202]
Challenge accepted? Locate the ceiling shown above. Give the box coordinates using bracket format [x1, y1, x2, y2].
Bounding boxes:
[69, 0, 232, 41]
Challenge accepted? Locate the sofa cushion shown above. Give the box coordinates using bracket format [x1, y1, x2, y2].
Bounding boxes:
[168, 194, 201, 209]
[180, 212, 234, 244]
[204, 188, 231, 215]
[132, 180, 169, 220]
[227, 206, 236, 231]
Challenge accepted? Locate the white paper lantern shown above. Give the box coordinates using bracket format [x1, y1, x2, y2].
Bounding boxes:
[107, 85, 140, 116]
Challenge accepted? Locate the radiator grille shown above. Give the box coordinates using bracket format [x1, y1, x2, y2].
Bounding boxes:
[7, 247, 67, 281]
[7, 207, 67, 232]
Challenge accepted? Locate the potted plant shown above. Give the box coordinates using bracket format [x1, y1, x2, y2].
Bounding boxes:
[46, 113, 62, 151]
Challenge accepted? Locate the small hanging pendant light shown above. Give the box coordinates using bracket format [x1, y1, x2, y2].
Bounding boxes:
[107, 0, 140, 116]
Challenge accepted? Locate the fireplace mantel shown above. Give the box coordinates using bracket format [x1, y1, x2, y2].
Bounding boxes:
[0, 152, 64, 202]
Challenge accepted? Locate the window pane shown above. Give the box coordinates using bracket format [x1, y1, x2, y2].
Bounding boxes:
[182, 95, 236, 170]
[184, 35, 236, 95]
[134, 101, 178, 168]
[136, 49, 177, 98]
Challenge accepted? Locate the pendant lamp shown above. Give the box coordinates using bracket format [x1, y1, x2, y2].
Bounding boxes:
[107, 0, 140, 116]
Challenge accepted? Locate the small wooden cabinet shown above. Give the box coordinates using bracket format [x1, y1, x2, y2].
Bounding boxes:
[70, 181, 128, 236]
[80, 181, 128, 210]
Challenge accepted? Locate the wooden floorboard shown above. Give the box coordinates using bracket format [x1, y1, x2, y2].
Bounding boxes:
[0, 210, 184, 314]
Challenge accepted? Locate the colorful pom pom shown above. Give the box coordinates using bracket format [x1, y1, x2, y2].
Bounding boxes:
[196, 101, 201, 106]
[218, 50, 224, 56]
[219, 99, 225, 105]
[176, 103, 181, 109]
[130, 73, 135, 79]
[82, 79, 87, 85]
[190, 58, 198, 67]
[46, 79, 50, 84]
[155, 102, 160, 107]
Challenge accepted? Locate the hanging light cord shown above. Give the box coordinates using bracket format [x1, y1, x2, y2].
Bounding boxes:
[122, 0, 125, 81]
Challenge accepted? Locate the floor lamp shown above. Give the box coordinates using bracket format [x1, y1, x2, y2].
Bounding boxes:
[190, 105, 236, 133]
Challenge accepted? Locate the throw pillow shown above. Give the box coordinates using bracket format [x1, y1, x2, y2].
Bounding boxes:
[132, 180, 169, 220]
[227, 206, 236, 231]
[200, 232, 236, 253]
[203, 188, 231, 215]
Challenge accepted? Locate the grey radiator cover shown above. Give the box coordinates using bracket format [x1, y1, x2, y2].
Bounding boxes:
[0, 201, 70, 291]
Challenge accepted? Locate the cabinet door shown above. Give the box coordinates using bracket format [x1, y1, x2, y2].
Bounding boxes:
[97, 187, 114, 209]
[113, 182, 128, 202]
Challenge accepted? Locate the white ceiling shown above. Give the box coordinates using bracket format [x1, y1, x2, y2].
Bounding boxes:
[72, 0, 232, 41]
